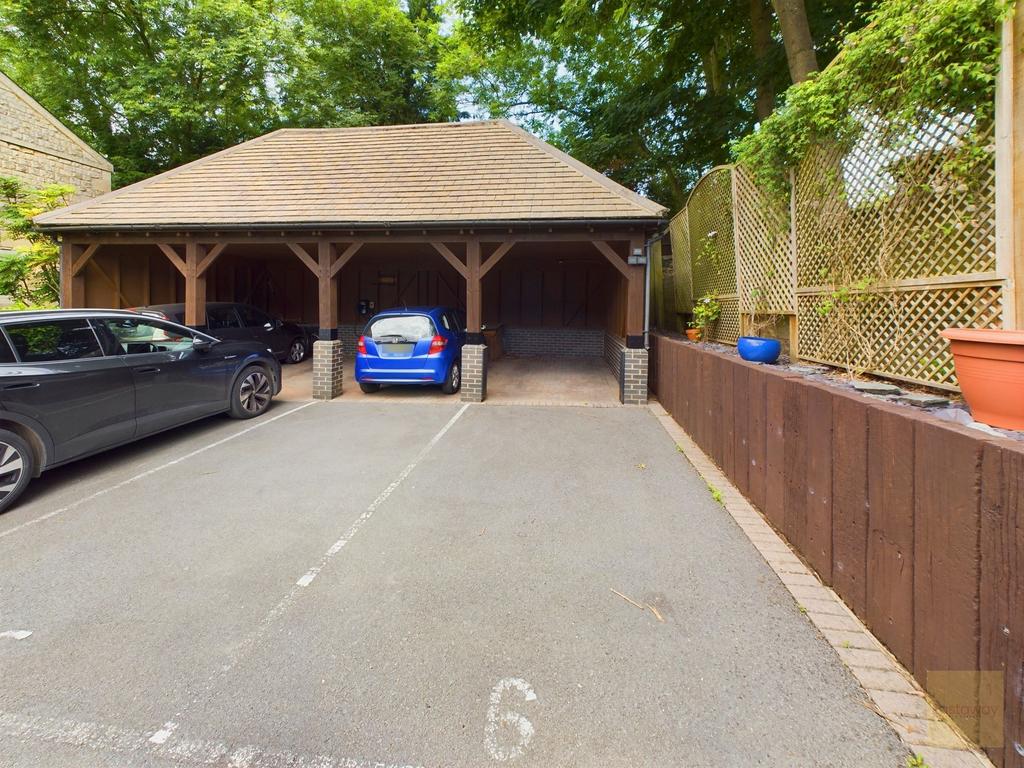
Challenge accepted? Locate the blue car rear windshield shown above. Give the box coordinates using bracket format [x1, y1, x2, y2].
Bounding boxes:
[368, 315, 434, 340]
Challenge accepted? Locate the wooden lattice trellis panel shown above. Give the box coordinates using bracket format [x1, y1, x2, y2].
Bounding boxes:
[796, 283, 1004, 389]
[685, 166, 740, 344]
[734, 165, 794, 314]
[665, 166, 739, 344]
[795, 114, 996, 289]
[713, 296, 741, 345]
[788, 92, 1001, 388]
[688, 167, 737, 298]
[668, 208, 692, 313]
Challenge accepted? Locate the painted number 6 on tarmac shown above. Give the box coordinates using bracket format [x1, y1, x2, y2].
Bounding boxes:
[484, 677, 537, 761]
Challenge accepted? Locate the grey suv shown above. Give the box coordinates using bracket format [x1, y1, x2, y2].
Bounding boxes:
[0, 309, 282, 513]
[137, 302, 311, 364]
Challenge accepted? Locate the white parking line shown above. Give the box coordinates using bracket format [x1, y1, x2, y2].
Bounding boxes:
[0, 401, 317, 542]
[0, 709, 431, 768]
[0, 630, 31, 640]
[146, 403, 471, 750]
[209, 403, 471, 680]
[295, 402, 470, 589]
[148, 721, 178, 744]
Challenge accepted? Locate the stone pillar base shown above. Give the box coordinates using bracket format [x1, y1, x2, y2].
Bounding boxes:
[312, 339, 343, 400]
[620, 347, 649, 405]
[461, 344, 488, 403]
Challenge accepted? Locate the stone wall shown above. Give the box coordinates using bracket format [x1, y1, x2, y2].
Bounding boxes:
[0, 73, 111, 242]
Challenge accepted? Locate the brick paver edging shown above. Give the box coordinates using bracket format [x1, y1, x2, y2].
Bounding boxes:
[649, 401, 994, 768]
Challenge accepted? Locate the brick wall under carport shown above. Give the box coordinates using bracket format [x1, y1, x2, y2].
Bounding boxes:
[649, 332, 1024, 766]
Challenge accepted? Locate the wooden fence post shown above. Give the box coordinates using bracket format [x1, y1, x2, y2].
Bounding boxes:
[788, 167, 800, 356]
[996, 8, 1023, 329]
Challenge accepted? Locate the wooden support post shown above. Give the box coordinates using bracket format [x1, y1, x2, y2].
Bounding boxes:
[184, 241, 207, 327]
[996, 10, 1024, 329]
[626, 237, 645, 345]
[317, 240, 339, 338]
[60, 242, 86, 308]
[466, 239, 482, 335]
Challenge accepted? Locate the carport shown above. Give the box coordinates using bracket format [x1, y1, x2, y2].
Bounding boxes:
[36, 121, 666, 404]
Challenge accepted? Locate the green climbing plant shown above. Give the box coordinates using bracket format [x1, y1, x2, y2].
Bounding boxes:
[732, 0, 1009, 202]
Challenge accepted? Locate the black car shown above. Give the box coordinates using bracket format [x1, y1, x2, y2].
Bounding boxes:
[0, 309, 282, 513]
[137, 302, 311, 364]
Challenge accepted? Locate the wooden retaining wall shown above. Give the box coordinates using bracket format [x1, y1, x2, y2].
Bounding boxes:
[650, 332, 1024, 766]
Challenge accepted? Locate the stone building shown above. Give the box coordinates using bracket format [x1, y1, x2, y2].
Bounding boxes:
[0, 70, 111, 224]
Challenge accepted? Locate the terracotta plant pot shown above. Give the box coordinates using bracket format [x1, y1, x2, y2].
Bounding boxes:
[685, 328, 701, 342]
[942, 328, 1024, 430]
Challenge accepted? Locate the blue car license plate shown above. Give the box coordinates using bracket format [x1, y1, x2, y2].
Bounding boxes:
[379, 342, 414, 357]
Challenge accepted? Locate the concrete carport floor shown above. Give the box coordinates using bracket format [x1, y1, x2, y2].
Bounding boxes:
[280, 356, 622, 405]
[0, 400, 908, 767]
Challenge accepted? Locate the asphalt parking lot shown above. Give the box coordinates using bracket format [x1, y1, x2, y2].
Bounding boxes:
[0, 400, 908, 767]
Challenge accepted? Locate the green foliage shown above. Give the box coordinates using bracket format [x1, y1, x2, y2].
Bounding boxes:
[449, 0, 867, 211]
[0, 176, 72, 307]
[733, 0, 1008, 200]
[0, 0, 460, 187]
[689, 292, 720, 332]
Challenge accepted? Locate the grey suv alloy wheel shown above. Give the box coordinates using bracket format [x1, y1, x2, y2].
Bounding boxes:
[0, 430, 34, 513]
[230, 366, 273, 419]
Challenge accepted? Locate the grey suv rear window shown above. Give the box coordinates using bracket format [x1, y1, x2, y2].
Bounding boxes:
[0, 334, 14, 363]
[367, 315, 434, 340]
[6, 320, 102, 362]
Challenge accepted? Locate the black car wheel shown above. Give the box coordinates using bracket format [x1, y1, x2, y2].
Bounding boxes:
[441, 360, 461, 395]
[286, 337, 307, 364]
[359, 382, 381, 394]
[0, 429, 34, 513]
[230, 366, 273, 419]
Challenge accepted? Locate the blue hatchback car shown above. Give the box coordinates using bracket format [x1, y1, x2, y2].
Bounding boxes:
[354, 307, 465, 394]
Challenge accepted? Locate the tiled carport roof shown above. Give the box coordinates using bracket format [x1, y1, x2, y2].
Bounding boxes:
[36, 120, 666, 230]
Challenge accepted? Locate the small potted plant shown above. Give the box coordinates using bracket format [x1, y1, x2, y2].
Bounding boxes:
[689, 292, 720, 343]
[738, 291, 782, 364]
[941, 327, 1024, 430]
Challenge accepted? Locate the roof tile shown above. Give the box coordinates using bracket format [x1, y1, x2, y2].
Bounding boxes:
[37, 121, 665, 229]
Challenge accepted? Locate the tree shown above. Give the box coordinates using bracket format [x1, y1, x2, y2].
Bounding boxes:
[0, 0, 460, 187]
[773, 0, 819, 82]
[0, 177, 73, 307]
[279, 0, 457, 126]
[449, 0, 870, 210]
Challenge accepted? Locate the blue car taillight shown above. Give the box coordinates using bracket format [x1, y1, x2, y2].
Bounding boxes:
[357, 335, 367, 355]
[427, 335, 446, 356]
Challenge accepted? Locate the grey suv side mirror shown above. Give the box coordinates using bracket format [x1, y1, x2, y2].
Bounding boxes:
[193, 338, 215, 352]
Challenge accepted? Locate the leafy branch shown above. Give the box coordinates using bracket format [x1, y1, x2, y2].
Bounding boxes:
[0, 176, 73, 308]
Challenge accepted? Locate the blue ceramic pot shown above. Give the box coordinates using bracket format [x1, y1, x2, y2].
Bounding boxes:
[737, 336, 781, 364]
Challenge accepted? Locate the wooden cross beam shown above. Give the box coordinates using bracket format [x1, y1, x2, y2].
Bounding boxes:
[592, 240, 631, 278]
[430, 241, 468, 278]
[196, 242, 227, 276]
[330, 242, 362, 277]
[157, 243, 187, 276]
[287, 242, 319, 275]
[480, 241, 515, 279]
[69, 243, 100, 277]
